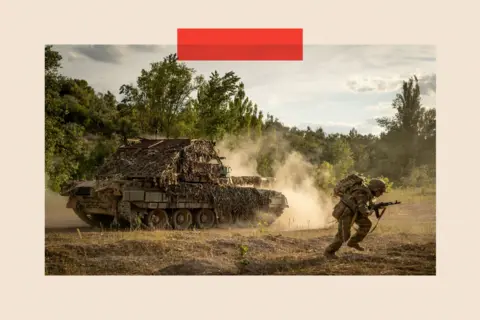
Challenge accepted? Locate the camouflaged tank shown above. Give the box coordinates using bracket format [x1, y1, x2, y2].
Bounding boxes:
[60, 138, 289, 230]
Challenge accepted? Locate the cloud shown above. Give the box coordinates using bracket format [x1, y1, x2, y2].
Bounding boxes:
[418, 73, 436, 95]
[66, 45, 165, 64]
[69, 45, 127, 64]
[65, 50, 86, 63]
[127, 45, 164, 53]
[332, 45, 435, 70]
[346, 75, 404, 93]
[346, 72, 436, 97]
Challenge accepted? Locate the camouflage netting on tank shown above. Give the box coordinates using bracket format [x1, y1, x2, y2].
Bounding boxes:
[163, 183, 279, 219]
[90, 138, 284, 223]
[96, 139, 190, 180]
[95, 138, 223, 185]
[230, 176, 260, 185]
[177, 140, 224, 183]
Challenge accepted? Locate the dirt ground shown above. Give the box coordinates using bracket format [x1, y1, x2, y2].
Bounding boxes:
[44, 188, 436, 275]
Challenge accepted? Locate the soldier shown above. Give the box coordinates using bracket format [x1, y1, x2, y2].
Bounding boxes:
[324, 178, 387, 259]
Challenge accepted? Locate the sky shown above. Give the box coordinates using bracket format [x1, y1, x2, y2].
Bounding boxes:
[52, 44, 436, 135]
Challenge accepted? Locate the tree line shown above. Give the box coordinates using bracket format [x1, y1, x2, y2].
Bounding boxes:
[45, 45, 436, 192]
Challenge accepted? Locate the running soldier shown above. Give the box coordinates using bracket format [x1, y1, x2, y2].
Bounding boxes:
[324, 175, 387, 258]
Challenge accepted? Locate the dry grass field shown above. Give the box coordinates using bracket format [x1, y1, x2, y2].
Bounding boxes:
[45, 188, 435, 275]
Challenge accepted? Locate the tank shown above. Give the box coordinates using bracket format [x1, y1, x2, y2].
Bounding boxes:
[59, 138, 289, 230]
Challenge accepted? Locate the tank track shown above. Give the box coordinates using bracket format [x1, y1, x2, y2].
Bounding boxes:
[71, 205, 284, 231]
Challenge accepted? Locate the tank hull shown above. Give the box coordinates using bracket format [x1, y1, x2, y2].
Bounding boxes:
[60, 180, 288, 230]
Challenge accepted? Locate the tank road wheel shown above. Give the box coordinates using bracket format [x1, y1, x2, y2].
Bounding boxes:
[217, 211, 233, 228]
[172, 209, 193, 230]
[194, 209, 216, 229]
[146, 209, 170, 230]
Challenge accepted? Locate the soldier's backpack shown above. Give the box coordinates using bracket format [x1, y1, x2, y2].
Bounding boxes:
[333, 173, 365, 197]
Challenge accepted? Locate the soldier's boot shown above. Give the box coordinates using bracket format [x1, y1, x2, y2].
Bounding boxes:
[323, 243, 340, 259]
[323, 250, 339, 259]
[346, 241, 365, 251]
[324, 242, 341, 259]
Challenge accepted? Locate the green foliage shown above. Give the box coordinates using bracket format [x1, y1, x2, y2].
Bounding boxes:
[374, 76, 435, 182]
[44, 46, 125, 191]
[400, 165, 434, 188]
[256, 153, 275, 177]
[44, 47, 435, 193]
[326, 137, 355, 179]
[238, 244, 250, 266]
[239, 244, 249, 257]
[120, 54, 198, 138]
[314, 161, 336, 191]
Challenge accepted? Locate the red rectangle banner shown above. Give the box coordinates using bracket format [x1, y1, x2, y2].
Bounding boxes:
[177, 28, 303, 61]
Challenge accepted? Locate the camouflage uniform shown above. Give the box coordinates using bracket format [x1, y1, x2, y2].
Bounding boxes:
[324, 179, 386, 257]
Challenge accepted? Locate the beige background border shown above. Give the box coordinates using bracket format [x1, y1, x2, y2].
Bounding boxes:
[1, 0, 477, 318]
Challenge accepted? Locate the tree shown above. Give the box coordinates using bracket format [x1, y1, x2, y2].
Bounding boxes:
[327, 137, 355, 179]
[120, 54, 199, 138]
[45, 46, 124, 191]
[192, 71, 242, 140]
[375, 75, 436, 182]
[227, 83, 256, 137]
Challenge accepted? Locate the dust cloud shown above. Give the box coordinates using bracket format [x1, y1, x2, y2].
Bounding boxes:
[45, 187, 87, 228]
[217, 133, 335, 231]
[270, 152, 334, 230]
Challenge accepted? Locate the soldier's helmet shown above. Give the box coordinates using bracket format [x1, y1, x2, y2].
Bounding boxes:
[368, 179, 386, 193]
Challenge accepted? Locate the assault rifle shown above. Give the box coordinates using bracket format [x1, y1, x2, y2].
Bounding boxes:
[368, 200, 401, 218]
[367, 200, 401, 233]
